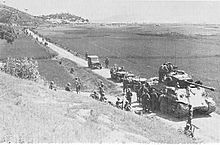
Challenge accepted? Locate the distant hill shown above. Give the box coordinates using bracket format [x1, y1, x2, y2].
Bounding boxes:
[37, 13, 89, 24]
[0, 4, 45, 26]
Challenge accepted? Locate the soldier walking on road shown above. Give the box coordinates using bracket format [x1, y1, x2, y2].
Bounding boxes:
[105, 57, 109, 68]
[126, 88, 132, 105]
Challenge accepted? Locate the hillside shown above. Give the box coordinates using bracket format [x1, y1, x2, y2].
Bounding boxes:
[0, 4, 44, 26]
[0, 72, 194, 143]
[37, 13, 89, 24]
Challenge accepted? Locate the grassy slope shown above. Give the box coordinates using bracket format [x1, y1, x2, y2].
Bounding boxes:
[0, 4, 44, 25]
[0, 34, 57, 60]
[36, 24, 220, 114]
[38, 58, 117, 92]
[0, 72, 195, 143]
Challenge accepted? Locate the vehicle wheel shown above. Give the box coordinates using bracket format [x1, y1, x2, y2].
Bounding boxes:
[205, 99, 216, 115]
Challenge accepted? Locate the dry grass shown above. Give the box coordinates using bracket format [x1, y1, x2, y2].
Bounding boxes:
[0, 72, 195, 143]
[0, 33, 57, 60]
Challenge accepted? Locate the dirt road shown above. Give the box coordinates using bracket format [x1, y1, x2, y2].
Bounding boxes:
[27, 29, 220, 143]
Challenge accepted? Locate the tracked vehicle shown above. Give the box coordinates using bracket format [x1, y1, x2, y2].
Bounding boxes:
[148, 69, 216, 118]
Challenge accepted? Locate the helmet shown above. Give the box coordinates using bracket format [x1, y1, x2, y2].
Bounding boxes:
[67, 83, 71, 86]
[50, 81, 54, 84]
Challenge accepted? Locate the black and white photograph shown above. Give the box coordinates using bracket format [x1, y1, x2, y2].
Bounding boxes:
[0, 0, 220, 143]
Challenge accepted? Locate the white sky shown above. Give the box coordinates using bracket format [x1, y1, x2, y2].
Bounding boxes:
[2, 0, 220, 23]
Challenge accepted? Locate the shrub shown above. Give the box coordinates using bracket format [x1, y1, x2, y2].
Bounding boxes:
[1, 57, 40, 81]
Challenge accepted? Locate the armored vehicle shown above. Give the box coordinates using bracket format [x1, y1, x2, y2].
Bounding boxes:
[148, 69, 216, 118]
[87, 55, 102, 69]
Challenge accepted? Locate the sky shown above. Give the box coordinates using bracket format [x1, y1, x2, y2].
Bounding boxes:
[1, 0, 220, 23]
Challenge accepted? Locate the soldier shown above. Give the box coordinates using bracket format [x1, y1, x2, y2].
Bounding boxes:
[91, 91, 99, 100]
[140, 83, 149, 96]
[158, 63, 169, 83]
[49, 81, 56, 91]
[65, 83, 71, 92]
[85, 51, 88, 60]
[116, 97, 123, 109]
[124, 99, 131, 111]
[142, 91, 151, 113]
[75, 77, 81, 94]
[136, 82, 142, 102]
[105, 57, 109, 68]
[99, 81, 105, 101]
[184, 104, 194, 136]
[165, 62, 173, 73]
[126, 88, 132, 104]
[123, 76, 128, 92]
[150, 88, 159, 112]
[70, 67, 74, 74]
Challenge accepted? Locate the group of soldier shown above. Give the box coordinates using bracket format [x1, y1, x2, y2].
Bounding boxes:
[49, 77, 81, 94]
[158, 62, 176, 83]
[90, 81, 107, 102]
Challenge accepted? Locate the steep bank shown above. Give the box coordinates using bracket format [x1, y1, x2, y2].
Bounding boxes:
[0, 72, 194, 143]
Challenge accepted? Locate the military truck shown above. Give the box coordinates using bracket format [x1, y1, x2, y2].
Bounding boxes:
[110, 67, 135, 83]
[87, 55, 102, 69]
[147, 69, 216, 118]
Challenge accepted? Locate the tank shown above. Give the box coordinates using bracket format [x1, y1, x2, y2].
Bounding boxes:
[148, 69, 216, 118]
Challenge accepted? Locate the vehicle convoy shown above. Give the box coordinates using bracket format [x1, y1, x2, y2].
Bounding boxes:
[87, 55, 102, 69]
[147, 69, 216, 118]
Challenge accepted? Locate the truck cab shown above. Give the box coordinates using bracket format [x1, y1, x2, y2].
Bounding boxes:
[87, 55, 102, 69]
